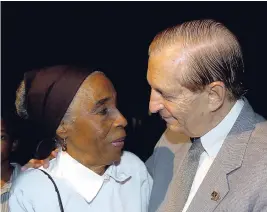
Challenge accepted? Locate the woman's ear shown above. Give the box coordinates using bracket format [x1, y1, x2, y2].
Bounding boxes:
[56, 121, 69, 139]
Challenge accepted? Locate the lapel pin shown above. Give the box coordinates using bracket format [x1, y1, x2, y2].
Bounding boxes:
[211, 191, 220, 201]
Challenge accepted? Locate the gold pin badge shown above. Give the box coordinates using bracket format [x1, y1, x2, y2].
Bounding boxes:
[211, 191, 220, 201]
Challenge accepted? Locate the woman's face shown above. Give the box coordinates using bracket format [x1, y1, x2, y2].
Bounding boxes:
[63, 73, 127, 166]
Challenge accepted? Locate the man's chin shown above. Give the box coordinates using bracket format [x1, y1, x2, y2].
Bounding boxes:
[167, 124, 183, 133]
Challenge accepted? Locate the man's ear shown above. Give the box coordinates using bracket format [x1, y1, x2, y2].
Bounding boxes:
[207, 81, 226, 112]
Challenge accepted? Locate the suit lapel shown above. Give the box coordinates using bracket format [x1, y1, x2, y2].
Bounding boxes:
[187, 99, 257, 212]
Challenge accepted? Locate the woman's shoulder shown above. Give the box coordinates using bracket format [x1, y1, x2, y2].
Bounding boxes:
[120, 151, 144, 166]
[12, 169, 49, 190]
[117, 151, 149, 176]
[11, 160, 58, 194]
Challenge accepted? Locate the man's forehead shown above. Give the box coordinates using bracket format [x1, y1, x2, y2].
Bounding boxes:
[152, 45, 189, 68]
[148, 60, 184, 81]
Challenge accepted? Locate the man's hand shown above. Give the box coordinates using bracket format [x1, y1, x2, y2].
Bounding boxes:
[21, 149, 59, 171]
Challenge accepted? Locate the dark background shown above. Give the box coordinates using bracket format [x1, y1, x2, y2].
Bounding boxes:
[2, 2, 267, 164]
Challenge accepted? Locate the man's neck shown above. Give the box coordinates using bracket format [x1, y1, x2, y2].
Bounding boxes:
[204, 99, 237, 137]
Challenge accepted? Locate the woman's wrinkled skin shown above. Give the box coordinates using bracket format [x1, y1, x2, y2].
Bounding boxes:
[22, 73, 127, 175]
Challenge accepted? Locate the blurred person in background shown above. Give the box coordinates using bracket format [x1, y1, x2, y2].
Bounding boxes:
[1, 113, 21, 212]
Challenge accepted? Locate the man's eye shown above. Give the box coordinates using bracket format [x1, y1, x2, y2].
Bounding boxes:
[97, 108, 108, 115]
[162, 94, 174, 101]
[162, 95, 170, 100]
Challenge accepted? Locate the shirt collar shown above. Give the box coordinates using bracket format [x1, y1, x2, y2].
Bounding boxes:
[53, 150, 131, 203]
[201, 99, 244, 158]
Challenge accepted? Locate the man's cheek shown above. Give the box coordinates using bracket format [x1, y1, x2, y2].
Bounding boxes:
[166, 103, 186, 119]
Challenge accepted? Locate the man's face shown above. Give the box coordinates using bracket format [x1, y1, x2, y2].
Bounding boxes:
[147, 47, 209, 137]
[66, 73, 128, 166]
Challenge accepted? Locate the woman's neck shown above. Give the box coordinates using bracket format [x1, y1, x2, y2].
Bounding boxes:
[1, 161, 13, 188]
[88, 165, 107, 176]
[66, 149, 107, 175]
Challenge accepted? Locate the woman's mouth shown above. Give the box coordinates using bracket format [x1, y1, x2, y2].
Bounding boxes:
[111, 137, 125, 148]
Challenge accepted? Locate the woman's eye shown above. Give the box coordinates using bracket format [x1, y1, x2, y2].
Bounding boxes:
[98, 108, 108, 115]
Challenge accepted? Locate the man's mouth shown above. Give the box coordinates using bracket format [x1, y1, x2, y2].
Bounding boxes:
[161, 115, 171, 121]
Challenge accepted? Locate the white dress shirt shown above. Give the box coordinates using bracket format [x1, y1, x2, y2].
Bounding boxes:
[9, 151, 153, 212]
[182, 99, 244, 212]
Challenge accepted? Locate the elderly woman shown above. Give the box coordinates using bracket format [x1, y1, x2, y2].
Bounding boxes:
[9, 66, 152, 212]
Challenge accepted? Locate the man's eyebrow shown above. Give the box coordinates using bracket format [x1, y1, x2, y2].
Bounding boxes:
[154, 87, 176, 99]
[155, 88, 168, 96]
[155, 88, 163, 94]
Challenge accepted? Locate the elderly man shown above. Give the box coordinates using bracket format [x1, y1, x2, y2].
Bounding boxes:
[145, 19, 267, 212]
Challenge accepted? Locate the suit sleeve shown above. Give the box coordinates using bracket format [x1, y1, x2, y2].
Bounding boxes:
[254, 166, 267, 212]
[145, 131, 167, 178]
[145, 154, 155, 178]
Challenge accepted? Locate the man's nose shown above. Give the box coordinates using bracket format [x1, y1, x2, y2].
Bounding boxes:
[149, 89, 164, 113]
